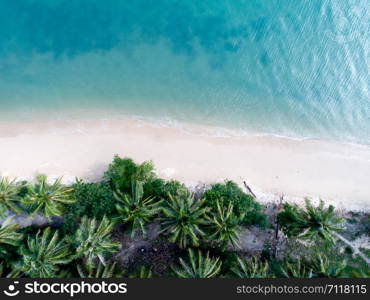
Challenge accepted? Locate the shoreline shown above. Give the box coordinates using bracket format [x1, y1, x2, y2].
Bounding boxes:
[1, 118, 370, 211]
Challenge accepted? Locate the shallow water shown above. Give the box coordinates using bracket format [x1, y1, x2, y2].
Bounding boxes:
[0, 0, 369, 144]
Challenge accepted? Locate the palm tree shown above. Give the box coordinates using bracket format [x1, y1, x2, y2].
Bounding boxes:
[0, 219, 23, 247]
[231, 256, 269, 278]
[281, 259, 313, 278]
[115, 181, 161, 237]
[278, 199, 343, 243]
[0, 177, 23, 216]
[77, 262, 124, 278]
[172, 249, 221, 278]
[22, 174, 75, 218]
[161, 194, 209, 248]
[310, 252, 346, 278]
[73, 216, 120, 268]
[278, 199, 370, 264]
[14, 227, 71, 277]
[0, 219, 23, 257]
[207, 201, 241, 249]
[129, 266, 153, 278]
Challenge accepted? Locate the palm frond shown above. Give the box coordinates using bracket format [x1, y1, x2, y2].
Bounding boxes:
[129, 266, 153, 278]
[73, 216, 120, 268]
[231, 256, 269, 278]
[77, 261, 124, 278]
[0, 177, 24, 216]
[115, 181, 161, 237]
[207, 200, 241, 249]
[15, 227, 72, 277]
[281, 259, 313, 278]
[0, 219, 23, 247]
[160, 194, 209, 248]
[22, 174, 75, 218]
[278, 199, 344, 244]
[172, 249, 221, 278]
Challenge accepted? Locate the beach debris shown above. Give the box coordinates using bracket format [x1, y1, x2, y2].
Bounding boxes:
[243, 180, 256, 198]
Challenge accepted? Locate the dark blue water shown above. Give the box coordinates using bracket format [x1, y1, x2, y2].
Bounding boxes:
[0, 0, 369, 143]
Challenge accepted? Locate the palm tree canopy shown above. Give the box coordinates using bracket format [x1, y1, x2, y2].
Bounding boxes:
[207, 200, 241, 249]
[278, 199, 344, 243]
[115, 181, 161, 237]
[22, 174, 75, 218]
[172, 249, 222, 278]
[0, 177, 23, 216]
[310, 252, 346, 278]
[161, 193, 209, 248]
[231, 256, 269, 278]
[0, 219, 23, 247]
[15, 227, 71, 278]
[281, 259, 313, 278]
[73, 215, 120, 268]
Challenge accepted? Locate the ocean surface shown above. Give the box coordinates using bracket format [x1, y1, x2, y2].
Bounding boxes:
[0, 0, 369, 144]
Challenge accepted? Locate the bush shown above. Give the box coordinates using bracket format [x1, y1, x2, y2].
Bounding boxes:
[104, 156, 189, 202]
[203, 181, 267, 228]
[103, 155, 155, 193]
[62, 180, 116, 233]
[143, 178, 189, 201]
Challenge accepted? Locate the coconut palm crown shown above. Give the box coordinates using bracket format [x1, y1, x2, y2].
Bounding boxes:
[231, 256, 269, 278]
[172, 249, 221, 278]
[160, 193, 209, 248]
[115, 181, 161, 237]
[281, 259, 313, 278]
[22, 174, 75, 218]
[0, 177, 23, 216]
[14, 227, 71, 278]
[73, 216, 120, 268]
[277, 199, 344, 243]
[207, 200, 241, 249]
[0, 219, 23, 247]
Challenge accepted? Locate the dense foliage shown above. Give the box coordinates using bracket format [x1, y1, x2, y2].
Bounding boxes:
[278, 199, 344, 243]
[203, 181, 267, 228]
[115, 182, 161, 237]
[0, 156, 368, 278]
[62, 180, 115, 233]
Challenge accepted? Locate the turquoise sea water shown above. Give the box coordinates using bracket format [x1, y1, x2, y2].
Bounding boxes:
[0, 0, 369, 143]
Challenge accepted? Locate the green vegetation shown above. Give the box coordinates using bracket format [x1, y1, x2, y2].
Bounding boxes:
[172, 249, 222, 278]
[115, 182, 161, 237]
[0, 177, 23, 216]
[207, 201, 241, 249]
[0, 220, 23, 257]
[0, 155, 368, 278]
[22, 174, 75, 218]
[129, 266, 153, 278]
[231, 256, 269, 278]
[278, 199, 343, 243]
[160, 194, 209, 248]
[104, 156, 155, 193]
[203, 181, 267, 227]
[72, 216, 120, 268]
[77, 262, 124, 278]
[62, 180, 115, 233]
[14, 227, 71, 277]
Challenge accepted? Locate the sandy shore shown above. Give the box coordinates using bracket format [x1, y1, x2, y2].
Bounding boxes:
[0, 118, 369, 211]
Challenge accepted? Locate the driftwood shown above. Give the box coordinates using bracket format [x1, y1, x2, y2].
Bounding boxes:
[243, 181, 256, 198]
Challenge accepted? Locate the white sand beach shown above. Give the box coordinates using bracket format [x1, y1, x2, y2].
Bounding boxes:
[0, 118, 369, 210]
